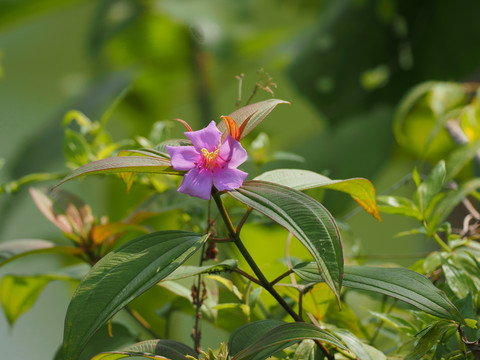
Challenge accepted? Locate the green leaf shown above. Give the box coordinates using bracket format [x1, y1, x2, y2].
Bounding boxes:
[368, 311, 418, 336]
[231, 322, 345, 360]
[1, 265, 88, 326]
[228, 320, 287, 357]
[229, 180, 343, 301]
[63, 231, 208, 360]
[64, 129, 91, 168]
[164, 259, 237, 281]
[92, 339, 197, 360]
[217, 99, 289, 140]
[406, 320, 457, 360]
[441, 256, 479, 303]
[428, 178, 480, 232]
[293, 340, 316, 360]
[414, 160, 446, 215]
[377, 195, 422, 220]
[54, 156, 182, 189]
[255, 169, 380, 221]
[292, 263, 463, 323]
[445, 139, 480, 182]
[331, 328, 386, 360]
[0, 239, 81, 267]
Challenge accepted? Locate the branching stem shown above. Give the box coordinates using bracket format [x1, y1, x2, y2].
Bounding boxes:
[211, 190, 334, 360]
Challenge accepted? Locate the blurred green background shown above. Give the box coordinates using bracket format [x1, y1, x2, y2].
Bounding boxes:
[1, 0, 480, 358]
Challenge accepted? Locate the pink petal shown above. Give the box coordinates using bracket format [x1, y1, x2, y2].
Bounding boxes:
[167, 145, 200, 171]
[213, 167, 248, 191]
[185, 121, 221, 153]
[178, 167, 214, 200]
[218, 134, 248, 168]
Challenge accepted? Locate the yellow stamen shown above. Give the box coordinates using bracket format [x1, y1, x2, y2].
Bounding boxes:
[201, 148, 219, 170]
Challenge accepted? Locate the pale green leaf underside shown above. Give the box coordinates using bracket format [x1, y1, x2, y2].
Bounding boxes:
[255, 169, 380, 221]
[55, 156, 182, 188]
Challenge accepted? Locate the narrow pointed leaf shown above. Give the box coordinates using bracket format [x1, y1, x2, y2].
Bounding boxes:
[255, 169, 380, 221]
[217, 99, 289, 140]
[63, 231, 208, 360]
[164, 259, 237, 281]
[0, 239, 81, 267]
[229, 180, 343, 301]
[54, 156, 183, 189]
[293, 263, 463, 323]
[231, 322, 345, 360]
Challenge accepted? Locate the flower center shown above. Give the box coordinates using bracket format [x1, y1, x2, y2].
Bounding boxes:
[201, 148, 219, 170]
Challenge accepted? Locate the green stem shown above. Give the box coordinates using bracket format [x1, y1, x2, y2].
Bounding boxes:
[432, 232, 452, 252]
[0, 171, 68, 194]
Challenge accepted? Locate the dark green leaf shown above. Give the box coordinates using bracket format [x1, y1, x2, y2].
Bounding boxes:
[229, 180, 343, 301]
[231, 322, 345, 360]
[63, 231, 208, 360]
[217, 99, 289, 140]
[54, 156, 182, 189]
[255, 169, 380, 220]
[406, 320, 457, 360]
[228, 319, 286, 357]
[293, 263, 463, 323]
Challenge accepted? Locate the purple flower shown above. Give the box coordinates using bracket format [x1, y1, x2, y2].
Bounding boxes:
[167, 121, 248, 200]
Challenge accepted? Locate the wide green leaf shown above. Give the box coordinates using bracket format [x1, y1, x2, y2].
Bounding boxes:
[63, 231, 208, 360]
[92, 339, 197, 360]
[255, 169, 380, 220]
[229, 180, 343, 301]
[0, 264, 88, 326]
[231, 322, 345, 360]
[217, 99, 289, 140]
[54, 156, 182, 189]
[0, 239, 81, 267]
[292, 263, 463, 323]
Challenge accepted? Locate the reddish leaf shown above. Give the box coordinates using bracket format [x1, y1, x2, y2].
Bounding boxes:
[221, 116, 241, 140]
[217, 99, 289, 140]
